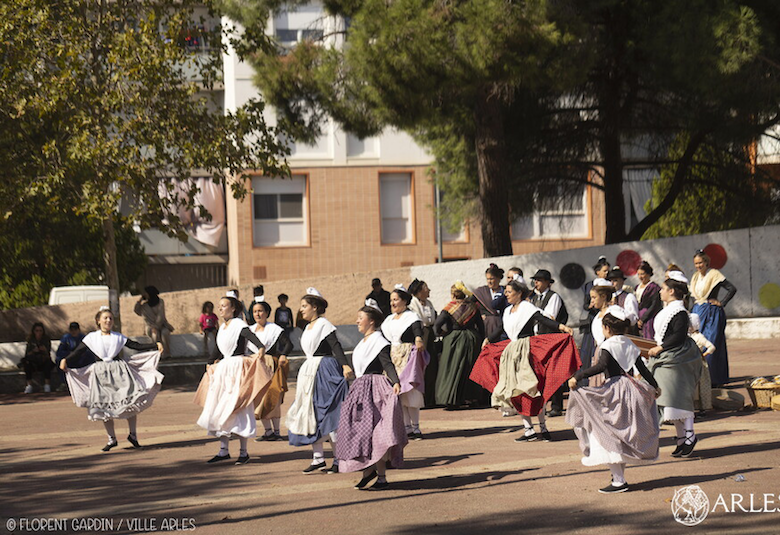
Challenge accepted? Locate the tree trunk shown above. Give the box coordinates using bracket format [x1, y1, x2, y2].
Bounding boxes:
[601, 130, 626, 244]
[474, 84, 513, 257]
[102, 214, 122, 330]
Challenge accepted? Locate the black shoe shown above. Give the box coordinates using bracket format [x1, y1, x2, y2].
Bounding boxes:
[234, 455, 250, 465]
[101, 440, 118, 452]
[207, 454, 232, 464]
[323, 463, 339, 474]
[255, 433, 275, 442]
[680, 436, 698, 458]
[370, 480, 390, 490]
[409, 431, 423, 441]
[547, 409, 563, 417]
[540, 430, 552, 442]
[355, 470, 378, 489]
[599, 482, 629, 494]
[127, 434, 142, 448]
[671, 440, 685, 458]
[514, 432, 538, 443]
[303, 461, 327, 474]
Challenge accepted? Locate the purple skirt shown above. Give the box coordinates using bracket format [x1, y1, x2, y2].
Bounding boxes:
[335, 374, 407, 472]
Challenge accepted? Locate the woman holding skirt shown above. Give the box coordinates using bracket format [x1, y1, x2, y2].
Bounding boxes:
[381, 285, 428, 440]
[690, 250, 737, 387]
[434, 281, 485, 409]
[246, 298, 294, 442]
[648, 272, 703, 458]
[60, 306, 163, 452]
[287, 288, 352, 474]
[336, 303, 406, 490]
[566, 309, 661, 494]
[195, 295, 272, 464]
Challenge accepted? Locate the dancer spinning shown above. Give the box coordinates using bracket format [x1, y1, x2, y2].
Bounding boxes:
[647, 272, 703, 458]
[287, 288, 352, 474]
[336, 302, 406, 490]
[497, 280, 572, 442]
[566, 309, 661, 494]
[60, 306, 163, 452]
[195, 295, 272, 464]
[381, 285, 428, 440]
[246, 298, 294, 442]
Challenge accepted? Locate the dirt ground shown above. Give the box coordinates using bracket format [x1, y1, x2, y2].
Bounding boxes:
[1, 339, 779, 535]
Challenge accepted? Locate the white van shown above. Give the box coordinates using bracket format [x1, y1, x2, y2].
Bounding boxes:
[48, 285, 110, 306]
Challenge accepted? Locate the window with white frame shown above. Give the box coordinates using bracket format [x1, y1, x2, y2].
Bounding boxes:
[380, 173, 414, 244]
[511, 184, 588, 240]
[252, 175, 307, 247]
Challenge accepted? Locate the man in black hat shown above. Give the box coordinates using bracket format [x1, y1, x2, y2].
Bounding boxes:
[607, 267, 639, 329]
[366, 278, 391, 318]
[531, 269, 569, 417]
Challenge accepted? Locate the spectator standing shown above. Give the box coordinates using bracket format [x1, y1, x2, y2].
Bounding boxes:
[133, 286, 174, 357]
[274, 293, 294, 334]
[199, 301, 219, 358]
[366, 278, 392, 318]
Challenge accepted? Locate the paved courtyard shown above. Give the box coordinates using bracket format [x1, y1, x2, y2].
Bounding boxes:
[1, 339, 779, 534]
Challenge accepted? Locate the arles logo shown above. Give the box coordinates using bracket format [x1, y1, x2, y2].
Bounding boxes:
[672, 485, 710, 526]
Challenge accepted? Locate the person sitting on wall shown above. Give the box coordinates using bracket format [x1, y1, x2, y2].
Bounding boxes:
[55, 322, 95, 391]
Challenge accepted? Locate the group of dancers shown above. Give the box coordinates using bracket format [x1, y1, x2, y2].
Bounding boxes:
[58, 248, 736, 493]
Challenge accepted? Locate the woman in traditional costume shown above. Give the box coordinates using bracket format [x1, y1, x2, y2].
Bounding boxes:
[60, 306, 163, 452]
[690, 250, 737, 387]
[579, 257, 611, 374]
[635, 261, 662, 340]
[336, 302, 406, 491]
[589, 279, 617, 353]
[434, 281, 485, 409]
[470, 280, 575, 438]
[195, 294, 272, 464]
[647, 272, 703, 458]
[381, 285, 428, 440]
[408, 279, 439, 408]
[246, 298, 294, 442]
[287, 288, 352, 473]
[473, 263, 508, 342]
[566, 309, 661, 494]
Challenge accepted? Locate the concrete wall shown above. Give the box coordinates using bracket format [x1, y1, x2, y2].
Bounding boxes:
[411, 225, 780, 320]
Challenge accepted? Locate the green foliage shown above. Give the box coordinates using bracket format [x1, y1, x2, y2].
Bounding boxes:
[643, 137, 776, 239]
[0, 0, 289, 311]
[0, 194, 147, 309]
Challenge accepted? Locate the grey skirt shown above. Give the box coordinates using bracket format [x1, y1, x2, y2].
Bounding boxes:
[66, 351, 163, 421]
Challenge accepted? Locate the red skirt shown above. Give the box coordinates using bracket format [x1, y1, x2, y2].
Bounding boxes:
[469, 334, 581, 416]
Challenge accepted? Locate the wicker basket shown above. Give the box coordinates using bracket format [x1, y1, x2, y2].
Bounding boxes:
[745, 380, 780, 409]
[772, 395, 780, 412]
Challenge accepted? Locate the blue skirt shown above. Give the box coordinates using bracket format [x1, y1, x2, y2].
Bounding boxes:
[692, 302, 729, 385]
[288, 357, 348, 446]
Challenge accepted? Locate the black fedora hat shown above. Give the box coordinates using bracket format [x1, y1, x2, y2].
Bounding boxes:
[531, 269, 555, 283]
[607, 267, 625, 280]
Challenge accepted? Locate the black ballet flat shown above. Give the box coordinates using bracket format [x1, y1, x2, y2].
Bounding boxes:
[101, 440, 118, 452]
[207, 454, 232, 464]
[370, 480, 390, 490]
[355, 471, 378, 489]
[127, 435, 142, 448]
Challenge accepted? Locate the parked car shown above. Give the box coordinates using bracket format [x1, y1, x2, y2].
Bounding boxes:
[48, 285, 110, 306]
